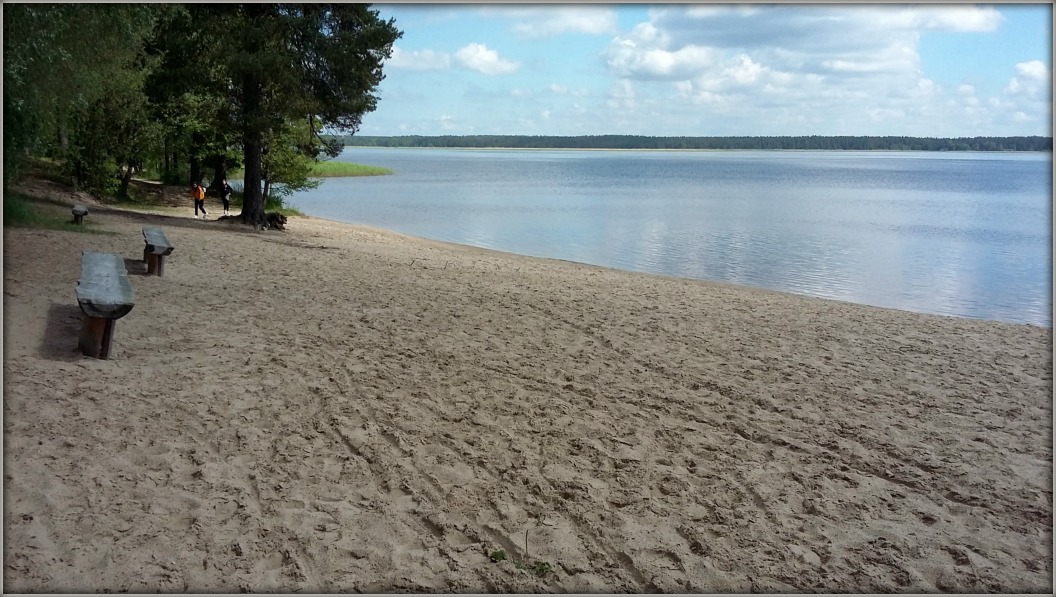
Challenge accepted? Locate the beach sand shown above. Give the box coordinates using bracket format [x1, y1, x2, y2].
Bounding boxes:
[3, 192, 1052, 592]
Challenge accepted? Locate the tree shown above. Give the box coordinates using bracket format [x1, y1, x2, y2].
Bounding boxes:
[3, 4, 165, 186]
[260, 118, 325, 203]
[216, 4, 401, 226]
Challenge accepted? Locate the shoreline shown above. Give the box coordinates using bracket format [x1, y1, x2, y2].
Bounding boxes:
[290, 212, 1053, 329]
[3, 201, 1052, 592]
[342, 145, 1054, 154]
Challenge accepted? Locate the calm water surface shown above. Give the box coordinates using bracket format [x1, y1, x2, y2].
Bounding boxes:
[287, 148, 1052, 326]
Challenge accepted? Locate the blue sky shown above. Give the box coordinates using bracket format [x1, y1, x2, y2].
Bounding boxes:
[358, 3, 1052, 138]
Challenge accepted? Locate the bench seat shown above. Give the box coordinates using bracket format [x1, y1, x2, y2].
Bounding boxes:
[142, 226, 175, 276]
[76, 251, 134, 359]
[71, 204, 88, 225]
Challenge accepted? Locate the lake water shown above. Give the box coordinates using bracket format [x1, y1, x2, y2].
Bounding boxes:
[286, 148, 1053, 327]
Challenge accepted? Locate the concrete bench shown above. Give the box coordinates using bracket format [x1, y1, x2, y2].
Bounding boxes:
[75, 251, 134, 359]
[71, 204, 88, 225]
[142, 227, 175, 276]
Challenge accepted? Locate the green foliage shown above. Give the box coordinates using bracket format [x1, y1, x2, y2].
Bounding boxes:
[229, 161, 392, 179]
[311, 161, 393, 177]
[201, 4, 402, 225]
[486, 547, 554, 578]
[261, 119, 324, 200]
[345, 135, 1054, 152]
[525, 560, 554, 577]
[3, 193, 38, 225]
[3, 192, 98, 232]
[3, 2, 401, 224]
[3, 4, 166, 186]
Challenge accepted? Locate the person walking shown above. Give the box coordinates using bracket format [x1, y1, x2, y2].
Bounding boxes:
[220, 179, 233, 216]
[192, 182, 207, 219]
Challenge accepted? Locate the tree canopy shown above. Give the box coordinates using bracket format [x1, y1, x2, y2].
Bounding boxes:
[4, 3, 401, 226]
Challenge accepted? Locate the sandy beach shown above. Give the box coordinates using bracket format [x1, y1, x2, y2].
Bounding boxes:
[3, 188, 1052, 592]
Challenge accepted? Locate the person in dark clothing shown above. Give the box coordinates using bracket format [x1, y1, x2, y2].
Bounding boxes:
[220, 179, 233, 216]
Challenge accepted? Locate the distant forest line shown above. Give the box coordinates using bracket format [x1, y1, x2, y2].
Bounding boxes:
[336, 135, 1052, 152]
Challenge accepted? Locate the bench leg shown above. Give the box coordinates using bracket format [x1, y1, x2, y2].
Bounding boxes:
[100, 318, 116, 359]
[79, 315, 111, 359]
[73, 215, 84, 225]
[156, 255, 166, 277]
[144, 251, 160, 275]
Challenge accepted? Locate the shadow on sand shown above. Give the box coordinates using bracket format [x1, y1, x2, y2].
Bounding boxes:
[40, 302, 86, 362]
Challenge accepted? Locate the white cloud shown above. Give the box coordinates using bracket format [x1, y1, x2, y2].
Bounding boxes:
[364, 4, 1047, 137]
[511, 6, 618, 38]
[454, 43, 520, 75]
[481, 6, 618, 38]
[605, 26, 719, 80]
[1006, 60, 1051, 96]
[606, 79, 636, 111]
[387, 46, 451, 71]
[591, 5, 1048, 136]
[1016, 60, 1049, 81]
[891, 5, 1004, 32]
[725, 55, 764, 85]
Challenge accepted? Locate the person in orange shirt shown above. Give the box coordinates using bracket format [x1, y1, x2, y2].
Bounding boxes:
[192, 182, 207, 219]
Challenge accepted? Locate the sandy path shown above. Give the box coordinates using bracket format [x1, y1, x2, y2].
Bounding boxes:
[2, 202, 1051, 592]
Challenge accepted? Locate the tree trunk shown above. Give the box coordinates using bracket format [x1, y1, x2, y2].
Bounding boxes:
[241, 72, 265, 227]
[118, 162, 134, 198]
[190, 131, 204, 185]
[209, 160, 227, 193]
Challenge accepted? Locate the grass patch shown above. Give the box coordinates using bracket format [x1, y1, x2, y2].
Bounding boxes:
[227, 161, 392, 180]
[310, 160, 393, 177]
[3, 191, 102, 232]
[264, 200, 304, 217]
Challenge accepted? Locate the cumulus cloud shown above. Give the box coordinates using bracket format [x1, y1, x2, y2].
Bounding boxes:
[386, 46, 451, 71]
[593, 4, 1046, 135]
[1006, 60, 1051, 95]
[604, 5, 1006, 84]
[482, 6, 618, 38]
[454, 43, 520, 75]
[996, 60, 1051, 129]
[606, 79, 636, 111]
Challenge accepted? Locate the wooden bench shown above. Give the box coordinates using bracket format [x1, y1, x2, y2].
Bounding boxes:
[75, 251, 134, 359]
[142, 227, 175, 276]
[71, 204, 88, 225]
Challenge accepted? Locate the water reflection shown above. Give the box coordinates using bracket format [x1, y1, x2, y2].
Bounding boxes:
[288, 148, 1052, 326]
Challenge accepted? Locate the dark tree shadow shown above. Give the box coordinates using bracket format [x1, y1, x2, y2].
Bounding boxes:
[40, 302, 86, 361]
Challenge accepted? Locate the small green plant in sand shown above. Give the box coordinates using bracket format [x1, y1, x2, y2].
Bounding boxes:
[489, 550, 508, 563]
[487, 531, 555, 578]
[518, 559, 554, 577]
